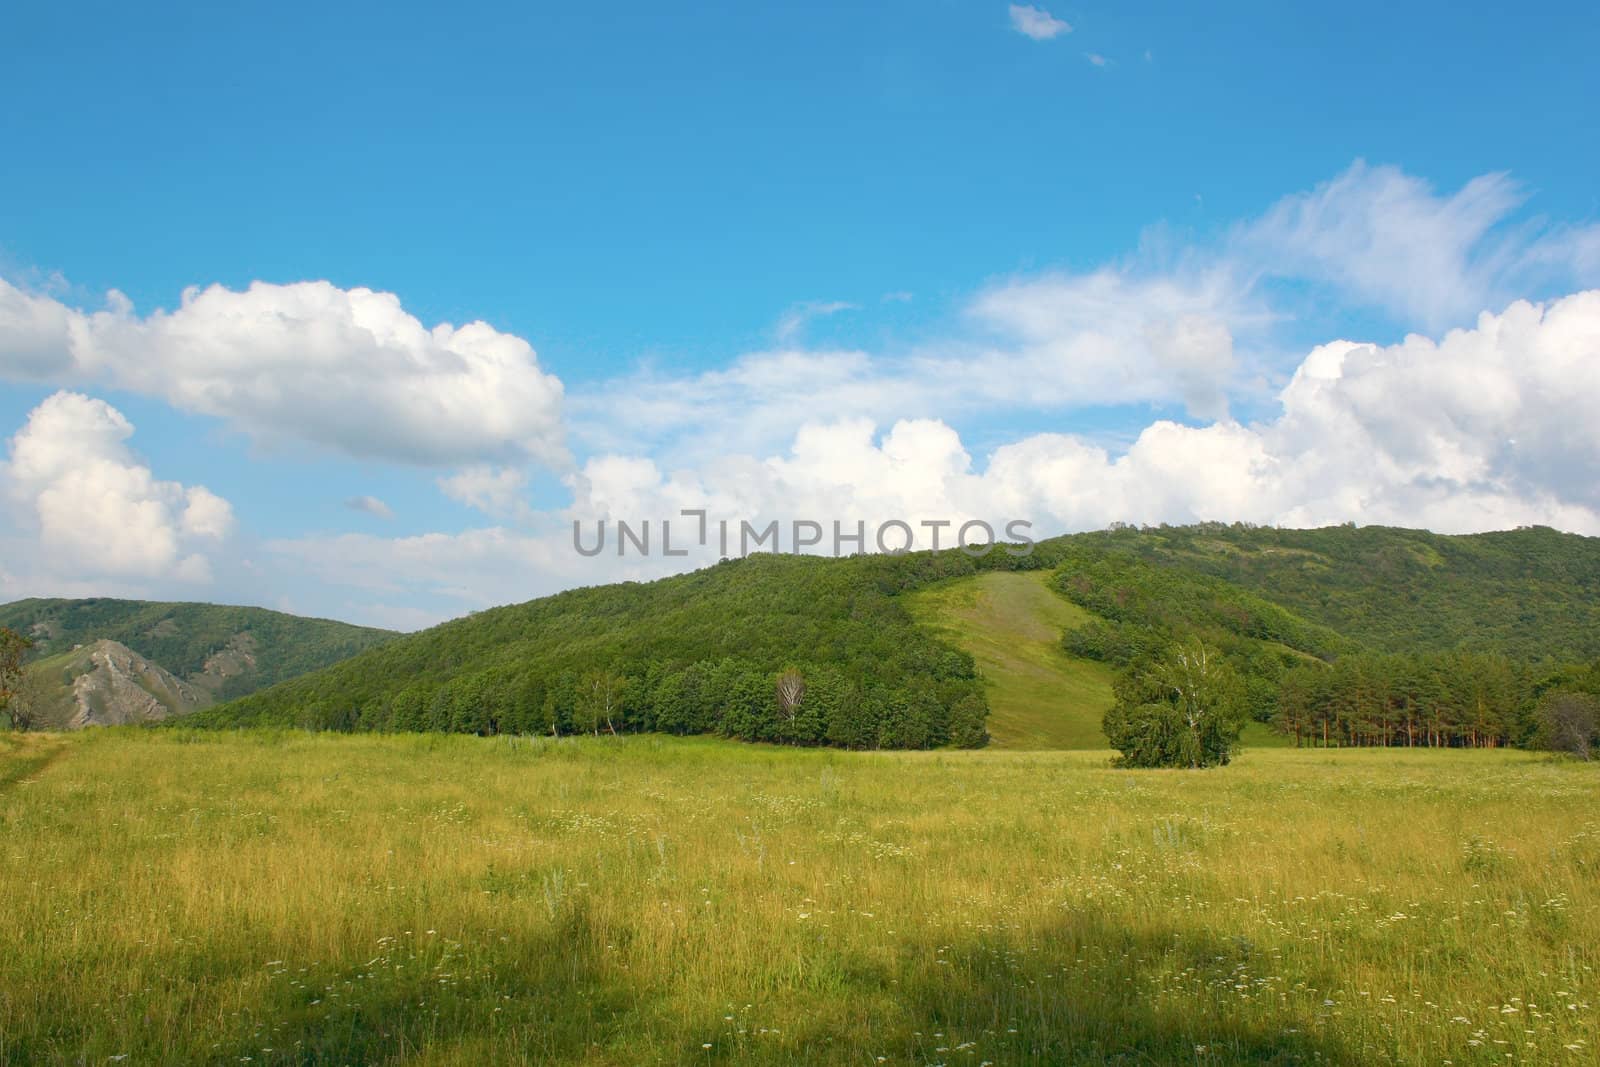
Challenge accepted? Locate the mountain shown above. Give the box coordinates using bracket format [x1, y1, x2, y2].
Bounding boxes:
[186, 524, 1600, 749]
[20, 639, 211, 729]
[0, 598, 396, 726]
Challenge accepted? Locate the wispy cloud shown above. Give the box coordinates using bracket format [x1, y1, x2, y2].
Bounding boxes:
[344, 495, 395, 520]
[1086, 53, 1111, 68]
[1234, 160, 1600, 331]
[775, 300, 858, 342]
[574, 161, 1600, 468]
[1008, 4, 1071, 41]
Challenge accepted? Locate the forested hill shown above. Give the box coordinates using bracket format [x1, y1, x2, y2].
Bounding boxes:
[1064, 523, 1600, 661]
[0, 598, 396, 703]
[185, 523, 1600, 749]
[185, 551, 1017, 747]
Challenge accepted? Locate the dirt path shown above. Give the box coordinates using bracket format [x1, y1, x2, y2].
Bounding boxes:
[0, 735, 73, 793]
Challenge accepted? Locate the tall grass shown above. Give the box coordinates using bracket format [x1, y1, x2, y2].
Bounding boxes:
[1, 730, 1596, 1064]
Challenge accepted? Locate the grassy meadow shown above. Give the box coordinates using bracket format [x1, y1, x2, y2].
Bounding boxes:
[2, 729, 1597, 1065]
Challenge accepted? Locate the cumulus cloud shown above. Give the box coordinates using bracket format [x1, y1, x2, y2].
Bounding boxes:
[0, 279, 568, 469]
[10, 161, 1600, 624]
[571, 289, 1600, 554]
[344, 495, 395, 520]
[1009, 4, 1071, 40]
[574, 161, 1600, 468]
[437, 465, 534, 521]
[2, 391, 233, 585]
[284, 287, 1600, 624]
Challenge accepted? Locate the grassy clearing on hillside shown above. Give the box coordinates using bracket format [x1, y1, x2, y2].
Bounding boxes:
[3, 731, 1596, 1065]
[908, 571, 1117, 749]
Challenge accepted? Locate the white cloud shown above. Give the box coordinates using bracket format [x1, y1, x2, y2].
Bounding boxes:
[344, 495, 395, 520]
[183, 487, 236, 538]
[2, 391, 233, 586]
[573, 265, 1262, 462]
[10, 162, 1600, 625]
[1009, 4, 1071, 41]
[437, 465, 534, 521]
[279, 287, 1600, 624]
[574, 161, 1600, 470]
[1085, 53, 1110, 68]
[0, 279, 568, 469]
[1238, 161, 1600, 331]
[776, 300, 857, 342]
[983, 290, 1600, 533]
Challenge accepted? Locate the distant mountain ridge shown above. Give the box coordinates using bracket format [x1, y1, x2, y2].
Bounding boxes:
[0, 598, 396, 728]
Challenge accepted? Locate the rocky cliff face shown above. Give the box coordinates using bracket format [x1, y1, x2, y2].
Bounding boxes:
[60, 640, 212, 729]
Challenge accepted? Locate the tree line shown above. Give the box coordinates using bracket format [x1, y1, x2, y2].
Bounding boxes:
[272, 656, 988, 749]
[1054, 540, 1600, 764]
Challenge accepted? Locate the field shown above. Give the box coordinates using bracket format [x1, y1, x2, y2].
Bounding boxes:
[3, 730, 1597, 1065]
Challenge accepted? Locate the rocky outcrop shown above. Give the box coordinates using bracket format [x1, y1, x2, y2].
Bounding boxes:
[64, 640, 212, 729]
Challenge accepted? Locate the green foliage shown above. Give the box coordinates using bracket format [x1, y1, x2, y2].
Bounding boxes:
[1051, 543, 1348, 661]
[1270, 650, 1534, 748]
[0, 626, 32, 730]
[1531, 691, 1599, 760]
[185, 522, 1600, 753]
[191, 550, 1055, 748]
[1049, 544, 1339, 733]
[1070, 522, 1600, 660]
[1102, 640, 1246, 768]
[0, 598, 395, 700]
[1048, 526, 1600, 751]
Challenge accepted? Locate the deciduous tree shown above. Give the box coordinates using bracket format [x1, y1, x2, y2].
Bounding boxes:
[1103, 640, 1245, 768]
[1, 627, 33, 731]
[1534, 691, 1598, 760]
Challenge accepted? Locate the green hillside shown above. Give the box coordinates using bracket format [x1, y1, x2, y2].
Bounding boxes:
[0, 598, 396, 704]
[907, 571, 1115, 749]
[1068, 523, 1600, 661]
[186, 551, 1032, 747]
[907, 569, 1298, 750]
[187, 524, 1600, 750]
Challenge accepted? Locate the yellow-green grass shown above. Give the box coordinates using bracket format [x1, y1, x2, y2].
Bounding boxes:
[907, 571, 1118, 749]
[3, 730, 1597, 1065]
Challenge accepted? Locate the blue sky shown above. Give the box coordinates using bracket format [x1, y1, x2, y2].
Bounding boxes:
[3, 2, 1599, 628]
